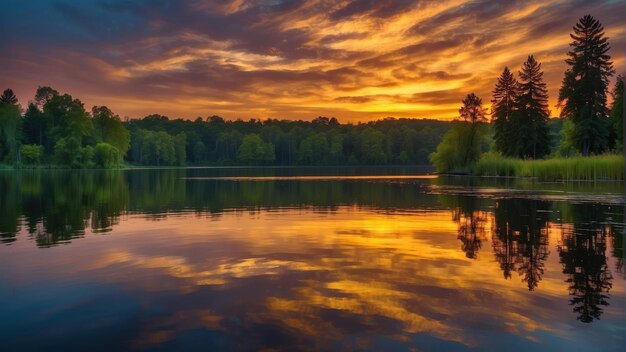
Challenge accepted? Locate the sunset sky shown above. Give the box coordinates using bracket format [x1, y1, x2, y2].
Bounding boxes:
[1, 0, 625, 122]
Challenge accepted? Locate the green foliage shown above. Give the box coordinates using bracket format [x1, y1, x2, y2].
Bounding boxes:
[0, 102, 22, 162]
[44, 93, 94, 152]
[125, 114, 449, 166]
[94, 142, 123, 168]
[431, 93, 490, 173]
[359, 127, 389, 164]
[515, 55, 551, 159]
[553, 119, 581, 157]
[609, 75, 624, 150]
[5, 85, 455, 168]
[491, 57, 551, 159]
[92, 106, 130, 154]
[237, 134, 275, 164]
[492, 67, 518, 155]
[54, 137, 94, 168]
[473, 153, 623, 180]
[22, 103, 47, 146]
[297, 133, 327, 164]
[131, 129, 186, 166]
[558, 15, 614, 155]
[216, 130, 243, 162]
[19, 144, 43, 165]
[430, 121, 487, 172]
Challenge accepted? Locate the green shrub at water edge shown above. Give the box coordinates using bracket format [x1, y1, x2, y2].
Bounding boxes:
[473, 154, 624, 180]
[94, 142, 123, 168]
[19, 144, 43, 165]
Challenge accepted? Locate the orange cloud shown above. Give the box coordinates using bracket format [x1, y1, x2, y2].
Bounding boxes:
[1, 0, 624, 122]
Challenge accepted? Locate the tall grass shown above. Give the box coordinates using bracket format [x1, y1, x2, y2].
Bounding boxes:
[473, 153, 624, 180]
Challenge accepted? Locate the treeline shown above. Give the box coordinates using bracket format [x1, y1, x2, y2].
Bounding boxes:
[0, 87, 450, 168]
[125, 115, 448, 166]
[0, 87, 130, 168]
[431, 15, 623, 173]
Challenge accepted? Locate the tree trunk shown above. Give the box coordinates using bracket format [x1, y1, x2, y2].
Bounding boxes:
[463, 124, 476, 167]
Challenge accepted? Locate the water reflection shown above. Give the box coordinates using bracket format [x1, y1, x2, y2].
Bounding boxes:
[0, 168, 625, 350]
[559, 205, 615, 323]
[491, 199, 550, 291]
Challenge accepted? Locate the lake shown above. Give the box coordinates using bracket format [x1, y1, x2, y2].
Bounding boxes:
[0, 167, 624, 351]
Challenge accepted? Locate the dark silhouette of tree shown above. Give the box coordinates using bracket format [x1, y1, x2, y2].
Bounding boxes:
[515, 55, 551, 159]
[492, 199, 550, 290]
[0, 94, 22, 162]
[456, 210, 487, 259]
[459, 93, 487, 166]
[459, 93, 487, 124]
[491, 67, 519, 156]
[0, 89, 18, 105]
[450, 196, 488, 259]
[559, 205, 613, 323]
[558, 15, 614, 156]
[34, 86, 59, 109]
[22, 103, 47, 146]
[609, 75, 623, 150]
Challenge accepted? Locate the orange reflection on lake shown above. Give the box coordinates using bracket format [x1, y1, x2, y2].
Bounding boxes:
[0, 169, 624, 350]
[3, 205, 624, 350]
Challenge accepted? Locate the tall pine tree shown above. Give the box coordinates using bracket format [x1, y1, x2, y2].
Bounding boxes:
[516, 55, 551, 159]
[558, 15, 614, 155]
[491, 67, 519, 156]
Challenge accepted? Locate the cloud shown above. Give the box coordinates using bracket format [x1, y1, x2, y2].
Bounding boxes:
[0, 0, 624, 121]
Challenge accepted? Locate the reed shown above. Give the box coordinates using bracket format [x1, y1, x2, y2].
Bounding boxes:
[472, 153, 624, 180]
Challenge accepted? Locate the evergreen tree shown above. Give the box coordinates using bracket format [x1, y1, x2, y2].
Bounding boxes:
[0, 89, 18, 105]
[558, 15, 614, 155]
[22, 103, 47, 146]
[491, 67, 519, 156]
[516, 55, 551, 159]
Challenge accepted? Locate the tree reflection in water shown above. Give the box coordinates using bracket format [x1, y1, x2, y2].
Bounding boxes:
[0, 169, 624, 325]
[558, 204, 614, 323]
[491, 199, 550, 290]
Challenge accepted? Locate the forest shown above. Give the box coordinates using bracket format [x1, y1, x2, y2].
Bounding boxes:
[0, 88, 450, 168]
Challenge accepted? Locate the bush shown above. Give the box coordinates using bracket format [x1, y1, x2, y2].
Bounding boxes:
[77, 145, 95, 168]
[430, 122, 487, 172]
[20, 144, 43, 165]
[54, 137, 95, 168]
[94, 142, 122, 168]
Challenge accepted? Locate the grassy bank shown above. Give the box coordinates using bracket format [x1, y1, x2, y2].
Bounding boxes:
[472, 154, 624, 181]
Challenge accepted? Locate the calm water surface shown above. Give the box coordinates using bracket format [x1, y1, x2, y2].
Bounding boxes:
[0, 167, 625, 351]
